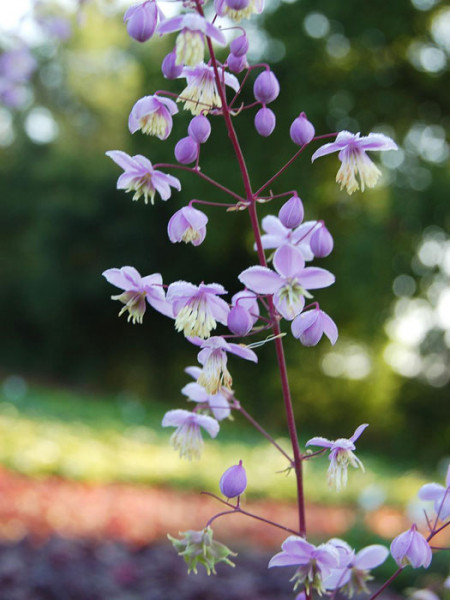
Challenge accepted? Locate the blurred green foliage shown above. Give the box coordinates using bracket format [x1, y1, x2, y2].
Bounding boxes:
[1, 0, 449, 464]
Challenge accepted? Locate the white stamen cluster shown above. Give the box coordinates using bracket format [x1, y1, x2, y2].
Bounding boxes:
[179, 71, 222, 115]
[170, 420, 204, 460]
[336, 151, 381, 195]
[197, 350, 232, 394]
[175, 298, 217, 338]
[139, 112, 169, 138]
[176, 30, 204, 67]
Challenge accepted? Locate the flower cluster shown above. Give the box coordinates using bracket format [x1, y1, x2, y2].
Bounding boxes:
[98, 1, 444, 598]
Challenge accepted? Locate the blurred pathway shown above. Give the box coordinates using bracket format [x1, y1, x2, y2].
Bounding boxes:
[0, 467, 414, 548]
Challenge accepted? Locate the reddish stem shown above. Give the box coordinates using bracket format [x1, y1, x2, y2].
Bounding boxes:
[153, 163, 245, 202]
[233, 401, 293, 463]
[255, 132, 338, 196]
[203, 492, 301, 536]
[201, 20, 307, 535]
[368, 567, 404, 600]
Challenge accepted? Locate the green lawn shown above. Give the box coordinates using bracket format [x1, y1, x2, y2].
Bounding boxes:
[0, 383, 432, 507]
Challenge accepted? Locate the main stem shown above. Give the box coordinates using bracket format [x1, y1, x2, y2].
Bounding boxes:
[203, 28, 306, 536]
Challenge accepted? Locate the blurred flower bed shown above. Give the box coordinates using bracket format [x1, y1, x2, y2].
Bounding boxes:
[0, 380, 448, 598]
[0, 536, 407, 600]
[0, 381, 432, 507]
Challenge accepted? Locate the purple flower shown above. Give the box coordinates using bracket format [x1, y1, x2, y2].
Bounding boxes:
[290, 112, 315, 146]
[128, 95, 178, 139]
[174, 136, 199, 164]
[227, 305, 253, 336]
[195, 336, 258, 394]
[291, 308, 338, 346]
[182, 381, 231, 420]
[220, 460, 247, 498]
[188, 115, 211, 143]
[178, 63, 239, 115]
[228, 290, 259, 335]
[102, 266, 173, 323]
[323, 539, 389, 594]
[227, 52, 248, 74]
[161, 50, 183, 79]
[268, 536, 340, 594]
[278, 195, 304, 229]
[230, 33, 249, 57]
[239, 244, 335, 321]
[253, 70, 280, 104]
[123, 0, 161, 42]
[390, 525, 432, 569]
[158, 14, 226, 67]
[106, 150, 181, 204]
[259, 216, 318, 260]
[312, 131, 397, 195]
[418, 464, 450, 521]
[162, 409, 219, 460]
[167, 282, 230, 339]
[306, 424, 369, 490]
[232, 290, 260, 324]
[254, 107, 276, 137]
[168, 206, 208, 246]
[310, 223, 333, 257]
[215, 0, 264, 22]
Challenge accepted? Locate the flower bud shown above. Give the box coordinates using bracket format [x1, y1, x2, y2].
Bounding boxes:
[278, 195, 304, 228]
[230, 34, 248, 57]
[232, 290, 259, 325]
[220, 460, 247, 498]
[227, 305, 253, 336]
[290, 112, 315, 146]
[175, 136, 199, 164]
[227, 53, 247, 74]
[226, 0, 250, 10]
[124, 0, 158, 43]
[168, 206, 208, 246]
[390, 525, 432, 569]
[188, 115, 211, 144]
[161, 50, 183, 79]
[310, 224, 334, 257]
[291, 309, 338, 346]
[254, 107, 276, 137]
[253, 70, 280, 104]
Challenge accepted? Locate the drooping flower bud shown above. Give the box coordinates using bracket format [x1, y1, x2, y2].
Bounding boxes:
[188, 114, 211, 144]
[230, 33, 249, 57]
[161, 50, 183, 79]
[291, 308, 338, 347]
[227, 53, 247, 74]
[175, 136, 199, 164]
[124, 0, 159, 43]
[254, 107, 276, 137]
[390, 525, 432, 569]
[226, 0, 250, 10]
[253, 70, 280, 104]
[168, 206, 208, 246]
[220, 460, 247, 498]
[290, 112, 315, 146]
[310, 224, 334, 257]
[227, 305, 253, 336]
[278, 195, 304, 228]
